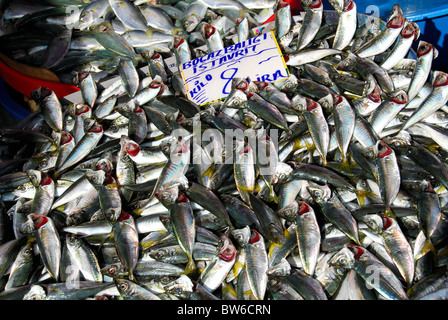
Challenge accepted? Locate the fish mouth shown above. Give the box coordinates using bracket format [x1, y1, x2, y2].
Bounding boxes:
[345, 243, 364, 260]
[417, 42, 433, 57]
[310, 0, 322, 9]
[203, 24, 216, 39]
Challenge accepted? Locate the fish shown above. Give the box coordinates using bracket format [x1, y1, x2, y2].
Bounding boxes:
[181, 1, 208, 33]
[244, 229, 269, 300]
[332, 244, 408, 300]
[296, 0, 323, 51]
[354, 4, 406, 58]
[303, 99, 330, 166]
[331, 0, 357, 50]
[169, 192, 196, 275]
[362, 214, 415, 286]
[380, 21, 420, 70]
[112, 211, 139, 281]
[401, 71, 448, 131]
[292, 201, 321, 276]
[29, 214, 61, 281]
[406, 41, 438, 102]
[197, 233, 237, 292]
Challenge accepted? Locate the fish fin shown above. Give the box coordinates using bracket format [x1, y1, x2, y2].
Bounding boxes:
[233, 260, 245, 276]
[183, 257, 197, 276]
[304, 140, 315, 153]
[96, 231, 113, 254]
[201, 164, 215, 179]
[435, 185, 447, 194]
[268, 242, 281, 259]
[426, 144, 439, 153]
[355, 190, 376, 206]
[433, 47, 439, 59]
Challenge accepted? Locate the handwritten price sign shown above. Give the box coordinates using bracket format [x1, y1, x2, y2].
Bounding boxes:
[180, 31, 289, 106]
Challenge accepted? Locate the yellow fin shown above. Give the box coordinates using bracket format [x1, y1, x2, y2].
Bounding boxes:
[183, 257, 197, 276]
[422, 239, 438, 265]
[201, 164, 215, 179]
[355, 190, 377, 207]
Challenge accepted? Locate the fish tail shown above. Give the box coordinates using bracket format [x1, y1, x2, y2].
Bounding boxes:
[201, 164, 215, 179]
[243, 289, 256, 300]
[184, 257, 197, 276]
[172, 27, 185, 35]
[354, 190, 376, 206]
[352, 231, 361, 245]
[422, 239, 439, 265]
[339, 157, 351, 174]
[237, 184, 254, 205]
[383, 206, 397, 220]
[270, 188, 279, 204]
[222, 282, 238, 299]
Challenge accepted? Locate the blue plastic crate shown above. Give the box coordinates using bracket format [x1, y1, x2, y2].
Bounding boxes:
[0, 77, 31, 121]
[323, 1, 448, 72]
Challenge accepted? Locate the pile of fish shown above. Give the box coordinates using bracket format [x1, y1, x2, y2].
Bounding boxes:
[0, 0, 448, 300]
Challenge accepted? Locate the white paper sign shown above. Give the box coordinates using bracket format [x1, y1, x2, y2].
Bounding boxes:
[179, 31, 289, 105]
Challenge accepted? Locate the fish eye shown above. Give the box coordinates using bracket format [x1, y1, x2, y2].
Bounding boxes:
[132, 202, 141, 210]
[161, 276, 172, 284]
[313, 189, 322, 198]
[108, 266, 116, 274]
[274, 270, 283, 276]
[120, 283, 128, 291]
[175, 287, 183, 294]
